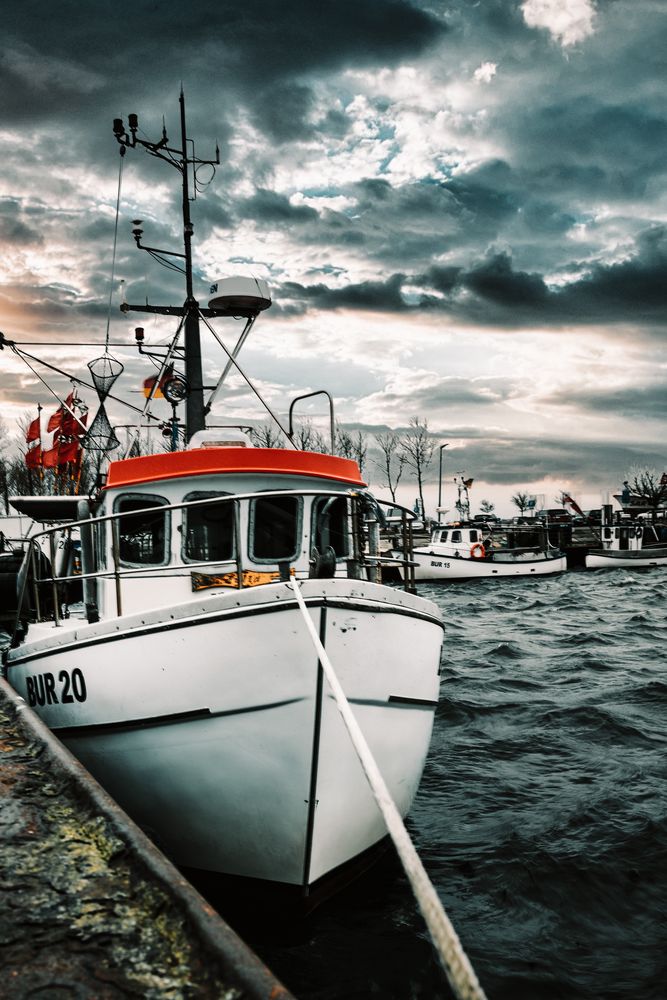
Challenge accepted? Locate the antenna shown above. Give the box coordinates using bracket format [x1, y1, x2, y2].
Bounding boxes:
[112, 93, 220, 441]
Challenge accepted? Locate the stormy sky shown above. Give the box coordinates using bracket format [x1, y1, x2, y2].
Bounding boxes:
[1, 0, 665, 513]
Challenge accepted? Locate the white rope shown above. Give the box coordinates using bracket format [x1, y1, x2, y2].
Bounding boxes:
[290, 581, 488, 1000]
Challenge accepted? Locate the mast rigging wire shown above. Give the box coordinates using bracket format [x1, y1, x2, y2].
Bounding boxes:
[9, 342, 160, 423]
[122, 314, 186, 458]
[198, 310, 298, 450]
[105, 151, 125, 351]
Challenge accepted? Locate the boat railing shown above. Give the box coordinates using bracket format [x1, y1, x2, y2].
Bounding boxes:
[8, 489, 418, 641]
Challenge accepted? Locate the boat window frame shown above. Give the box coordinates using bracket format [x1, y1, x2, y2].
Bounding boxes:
[311, 494, 352, 562]
[181, 490, 235, 565]
[451, 529, 462, 543]
[113, 492, 171, 568]
[248, 493, 303, 565]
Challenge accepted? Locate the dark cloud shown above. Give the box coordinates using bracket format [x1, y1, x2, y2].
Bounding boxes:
[3, 1, 444, 129]
[349, 425, 665, 491]
[461, 252, 549, 308]
[240, 189, 318, 224]
[280, 274, 407, 312]
[542, 382, 667, 421]
[267, 222, 667, 328]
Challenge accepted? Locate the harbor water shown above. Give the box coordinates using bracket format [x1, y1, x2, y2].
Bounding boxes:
[224, 568, 667, 999]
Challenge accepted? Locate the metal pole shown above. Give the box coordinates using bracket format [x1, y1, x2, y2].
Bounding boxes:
[111, 520, 123, 617]
[179, 91, 205, 441]
[437, 444, 448, 523]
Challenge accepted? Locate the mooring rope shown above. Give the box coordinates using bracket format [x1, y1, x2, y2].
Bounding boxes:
[290, 580, 488, 1000]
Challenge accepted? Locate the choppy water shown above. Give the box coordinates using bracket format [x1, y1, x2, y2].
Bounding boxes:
[232, 569, 667, 999]
[3, 569, 665, 998]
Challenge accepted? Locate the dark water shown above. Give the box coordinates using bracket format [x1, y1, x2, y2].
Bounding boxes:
[221, 569, 667, 999]
[3, 569, 665, 998]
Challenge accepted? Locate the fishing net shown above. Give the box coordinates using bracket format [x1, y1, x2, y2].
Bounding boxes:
[83, 403, 120, 454]
[88, 353, 124, 402]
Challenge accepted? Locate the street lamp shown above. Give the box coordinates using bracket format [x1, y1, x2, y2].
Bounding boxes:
[437, 443, 449, 523]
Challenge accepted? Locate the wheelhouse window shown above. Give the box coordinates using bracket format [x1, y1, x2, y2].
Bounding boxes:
[183, 492, 234, 563]
[451, 530, 462, 543]
[249, 495, 301, 562]
[312, 496, 350, 560]
[115, 495, 169, 566]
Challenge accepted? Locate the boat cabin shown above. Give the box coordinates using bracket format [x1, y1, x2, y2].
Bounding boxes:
[429, 526, 484, 548]
[598, 523, 644, 552]
[10, 440, 418, 632]
[92, 445, 373, 615]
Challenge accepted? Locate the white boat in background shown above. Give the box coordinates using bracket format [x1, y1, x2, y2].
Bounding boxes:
[585, 519, 667, 570]
[395, 522, 566, 582]
[1, 96, 443, 906]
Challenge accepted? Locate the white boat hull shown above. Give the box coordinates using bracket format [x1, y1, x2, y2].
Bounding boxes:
[585, 548, 667, 569]
[6, 579, 442, 891]
[401, 550, 567, 582]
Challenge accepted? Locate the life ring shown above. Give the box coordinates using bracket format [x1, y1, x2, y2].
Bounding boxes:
[470, 542, 486, 559]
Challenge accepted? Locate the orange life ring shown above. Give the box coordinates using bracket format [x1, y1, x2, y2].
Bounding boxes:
[470, 542, 486, 559]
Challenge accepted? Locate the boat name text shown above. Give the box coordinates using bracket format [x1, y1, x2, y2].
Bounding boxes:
[25, 669, 87, 707]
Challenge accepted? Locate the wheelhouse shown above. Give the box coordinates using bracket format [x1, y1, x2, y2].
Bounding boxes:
[11, 446, 419, 630]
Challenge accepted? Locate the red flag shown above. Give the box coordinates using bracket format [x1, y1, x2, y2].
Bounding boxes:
[25, 446, 42, 468]
[47, 409, 63, 433]
[26, 416, 41, 443]
[42, 446, 61, 468]
[61, 410, 87, 436]
[47, 392, 77, 433]
[562, 495, 584, 517]
[56, 440, 80, 464]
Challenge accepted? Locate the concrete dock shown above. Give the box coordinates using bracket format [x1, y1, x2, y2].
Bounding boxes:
[0, 677, 293, 1000]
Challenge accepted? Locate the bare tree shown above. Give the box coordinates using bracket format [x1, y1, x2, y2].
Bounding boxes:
[0, 417, 10, 513]
[352, 431, 367, 474]
[400, 417, 434, 517]
[627, 468, 667, 520]
[335, 425, 367, 472]
[249, 422, 285, 448]
[374, 432, 405, 503]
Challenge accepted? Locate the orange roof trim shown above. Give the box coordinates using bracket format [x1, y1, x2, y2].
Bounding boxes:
[104, 447, 367, 490]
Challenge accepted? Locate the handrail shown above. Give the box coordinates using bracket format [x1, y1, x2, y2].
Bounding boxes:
[287, 390, 335, 454]
[9, 489, 420, 641]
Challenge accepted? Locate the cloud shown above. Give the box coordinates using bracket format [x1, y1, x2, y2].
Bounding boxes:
[0, 0, 665, 507]
[240, 189, 319, 224]
[541, 381, 667, 420]
[521, 0, 597, 48]
[473, 62, 497, 84]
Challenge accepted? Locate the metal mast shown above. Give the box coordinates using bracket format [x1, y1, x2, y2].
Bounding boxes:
[113, 91, 220, 441]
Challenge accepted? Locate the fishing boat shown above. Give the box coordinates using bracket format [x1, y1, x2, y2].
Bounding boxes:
[394, 521, 567, 582]
[1, 95, 443, 904]
[585, 517, 667, 570]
